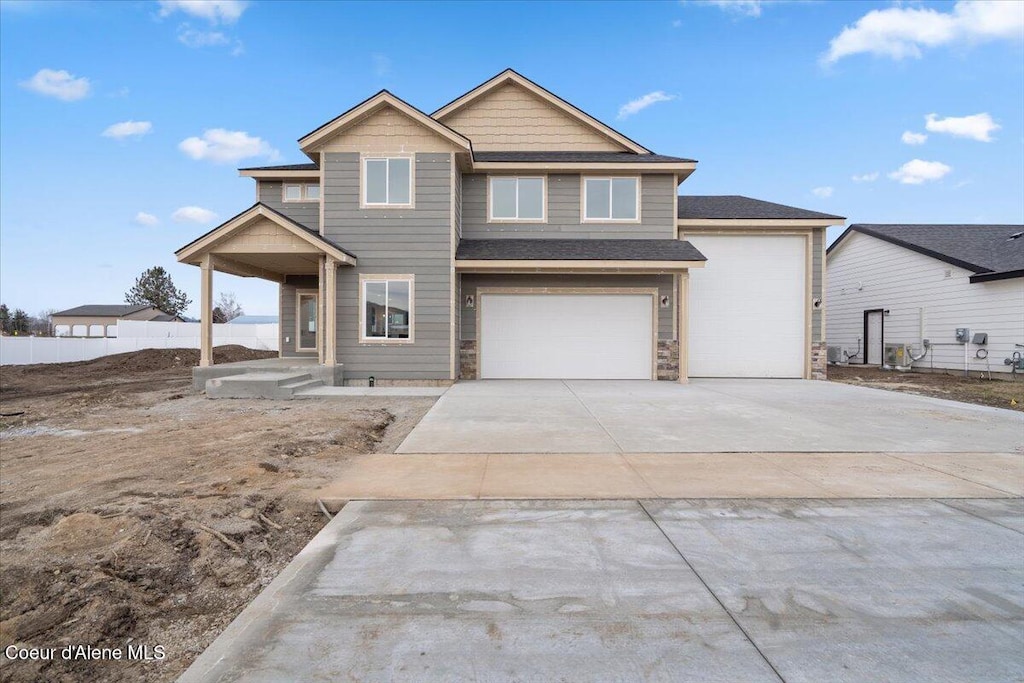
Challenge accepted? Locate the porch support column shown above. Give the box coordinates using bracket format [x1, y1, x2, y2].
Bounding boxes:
[317, 256, 326, 364]
[323, 256, 338, 366]
[200, 254, 213, 367]
[677, 271, 689, 384]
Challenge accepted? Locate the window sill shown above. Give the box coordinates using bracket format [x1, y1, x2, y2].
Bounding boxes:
[359, 339, 415, 345]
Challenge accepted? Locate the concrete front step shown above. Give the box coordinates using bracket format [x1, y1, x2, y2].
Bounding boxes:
[205, 372, 325, 399]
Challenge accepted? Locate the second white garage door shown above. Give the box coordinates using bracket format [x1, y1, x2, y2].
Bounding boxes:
[687, 234, 806, 378]
[479, 293, 654, 379]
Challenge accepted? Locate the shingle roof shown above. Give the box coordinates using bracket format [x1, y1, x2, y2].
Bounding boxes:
[834, 224, 1024, 280]
[678, 195, 844, 220]
[52, 304, 154, 317]
[456, 238, 706, 262]
[238, 163, 319, 171]
[473, 151, 696, 163]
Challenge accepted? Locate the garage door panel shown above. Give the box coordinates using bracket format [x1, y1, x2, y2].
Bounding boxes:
[480, 294, 653, 379]
[688, 235, 806, 378]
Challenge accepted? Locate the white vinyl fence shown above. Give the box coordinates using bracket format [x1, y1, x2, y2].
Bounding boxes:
[0, 320, 278, 365]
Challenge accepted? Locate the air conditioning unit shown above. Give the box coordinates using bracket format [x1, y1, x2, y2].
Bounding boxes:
[884, 343, 913, 369]
[827, 346, 845, 364]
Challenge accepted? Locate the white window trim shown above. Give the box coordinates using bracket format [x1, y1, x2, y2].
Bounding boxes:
[358, 274, 415, 344]
[487, 175, 547, 223]
[282, 183, 321, 203]
[581, 176, 642, 224]
[360, 155, 415, 209]
[295, 289, 319, 352]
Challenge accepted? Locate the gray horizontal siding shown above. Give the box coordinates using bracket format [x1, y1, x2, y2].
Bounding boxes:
[258, 181, 320, 232]
[280, 275, 317, 358]
[461, 173, 676, 239]
[324, 152, 452, 379]
[459, 273, 675, 341]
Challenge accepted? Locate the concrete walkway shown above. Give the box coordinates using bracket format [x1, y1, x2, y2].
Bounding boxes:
[396, 379, 1024, 454]
[180, 499, 1024, 683]
[317, 451, 1024, 503]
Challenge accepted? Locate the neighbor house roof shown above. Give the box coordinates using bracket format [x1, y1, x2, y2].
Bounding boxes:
[678, 195, 845, 221]
[474, 151, 696, 164]
[456, 238, 706, 262]
[829, 224, 1024, 282]
[52, 304, 154, 318]
[238, 163, 319, 172]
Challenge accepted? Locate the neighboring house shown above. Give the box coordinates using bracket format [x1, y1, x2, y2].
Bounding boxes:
[51, 304, 184, 338]
[826, 224, 1024, 377]
[176, 69, 843, 385]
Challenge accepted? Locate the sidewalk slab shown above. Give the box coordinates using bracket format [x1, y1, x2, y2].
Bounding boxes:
[624, 452, 832, 498]
[479, 454, 655, 499]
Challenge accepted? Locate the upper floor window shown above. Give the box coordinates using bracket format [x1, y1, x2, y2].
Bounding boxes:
[489, 177, 545, 221]
[283, 183, 320, 202]
[363, 157, 412, 207]
[583, 177, 639, 222]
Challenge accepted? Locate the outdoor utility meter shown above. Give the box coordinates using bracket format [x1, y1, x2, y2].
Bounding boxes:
[955, 328, 971, 343]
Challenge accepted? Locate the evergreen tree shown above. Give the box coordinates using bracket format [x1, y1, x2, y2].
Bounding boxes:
[10, 309, 29, 335]
[0, 304, 10, 334]
[125, 267, 192, 316]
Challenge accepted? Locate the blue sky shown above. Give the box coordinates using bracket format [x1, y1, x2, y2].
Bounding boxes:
[1, 0, 1022, 317]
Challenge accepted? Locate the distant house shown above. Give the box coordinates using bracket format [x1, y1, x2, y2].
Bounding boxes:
[826, 224, 1024, 377]
[51, 304, 184, 338]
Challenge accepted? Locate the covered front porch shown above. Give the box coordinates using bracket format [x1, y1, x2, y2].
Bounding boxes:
[175, 203, 356, 389]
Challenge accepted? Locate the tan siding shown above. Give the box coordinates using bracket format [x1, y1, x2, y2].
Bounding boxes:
[210, 218, 319, 253]
[319, 106, 463, 154]
[440, 83, 626, 152]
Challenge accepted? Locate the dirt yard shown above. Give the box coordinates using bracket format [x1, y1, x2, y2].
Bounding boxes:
[0, 347, 437, 683]
[828, 364, 1023, 412]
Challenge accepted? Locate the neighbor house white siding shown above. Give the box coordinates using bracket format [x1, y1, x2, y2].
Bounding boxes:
[826, 230, 1024, 375]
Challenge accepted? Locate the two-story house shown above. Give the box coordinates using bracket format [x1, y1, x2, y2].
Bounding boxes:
[176, 70, 843, 388]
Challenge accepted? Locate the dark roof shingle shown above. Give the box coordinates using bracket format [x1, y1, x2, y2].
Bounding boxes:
[52, 304, 154, 318]
[836, 224, 1024, 278]
[238, 163, 319, 171]
[678, 195, 844, 220]
[456, 238, 705, 262]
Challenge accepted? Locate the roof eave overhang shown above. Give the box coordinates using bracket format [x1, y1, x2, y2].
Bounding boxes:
[455, 259, 706, 273]
[969, 269, 1023, 283]
[678, 218, 844, 229]
[238, 169, 321, 179]
[473, 161, 697, 174]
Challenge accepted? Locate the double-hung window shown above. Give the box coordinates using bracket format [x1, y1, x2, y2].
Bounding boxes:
[583, 177, 639, 221]
[283, 183, 320, 202]
[361, 276, 414, 342]
[489, 176, 545, 221]
[363, 157, 412, 207]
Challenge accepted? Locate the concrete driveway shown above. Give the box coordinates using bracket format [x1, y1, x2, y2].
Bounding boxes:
[181, 499, 1024, 683]
[397, 379, 1024, 453]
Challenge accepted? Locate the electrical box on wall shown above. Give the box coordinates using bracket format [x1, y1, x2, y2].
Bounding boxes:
[972, 332, 988, 345]
[955, 328, 971, 343]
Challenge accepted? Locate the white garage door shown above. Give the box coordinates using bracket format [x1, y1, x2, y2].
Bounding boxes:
[480, 293, 653, 379]
[687, 234, 806, 378]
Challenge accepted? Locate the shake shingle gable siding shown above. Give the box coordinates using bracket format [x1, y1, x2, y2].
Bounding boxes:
[456, 239, 705, 262]
[678, 195, 844, 221]
[831, 224, 1024, 280]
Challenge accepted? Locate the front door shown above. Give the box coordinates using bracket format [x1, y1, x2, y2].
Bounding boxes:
[864, 309, 883, 365]
[297, 291, 318, 352]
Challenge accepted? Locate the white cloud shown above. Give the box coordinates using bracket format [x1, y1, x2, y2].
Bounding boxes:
[617, 91, 676, 120]
[158, 0, 247, 24]
[133, 212, 160, 227]
[823, 1, 1024, 64]
[19, 68, 90, 101]
[851, 172, 879, 183]
[901, 130, 927, 145]
[706, 0, 763, 18]
[925, 112, 1000, 142]
[172, 206, 218, 224]
[177, 25, 230, 47]
[811, 186, 834, 198]
[102, 120, 153, 139]
[671, 19, 683, 28]
[888, 159, 952, 185]
[178, 128, 279, 163]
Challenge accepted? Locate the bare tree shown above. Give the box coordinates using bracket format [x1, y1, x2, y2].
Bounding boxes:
[30, 309, 55, 336]
[214, 292, 244, 321]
